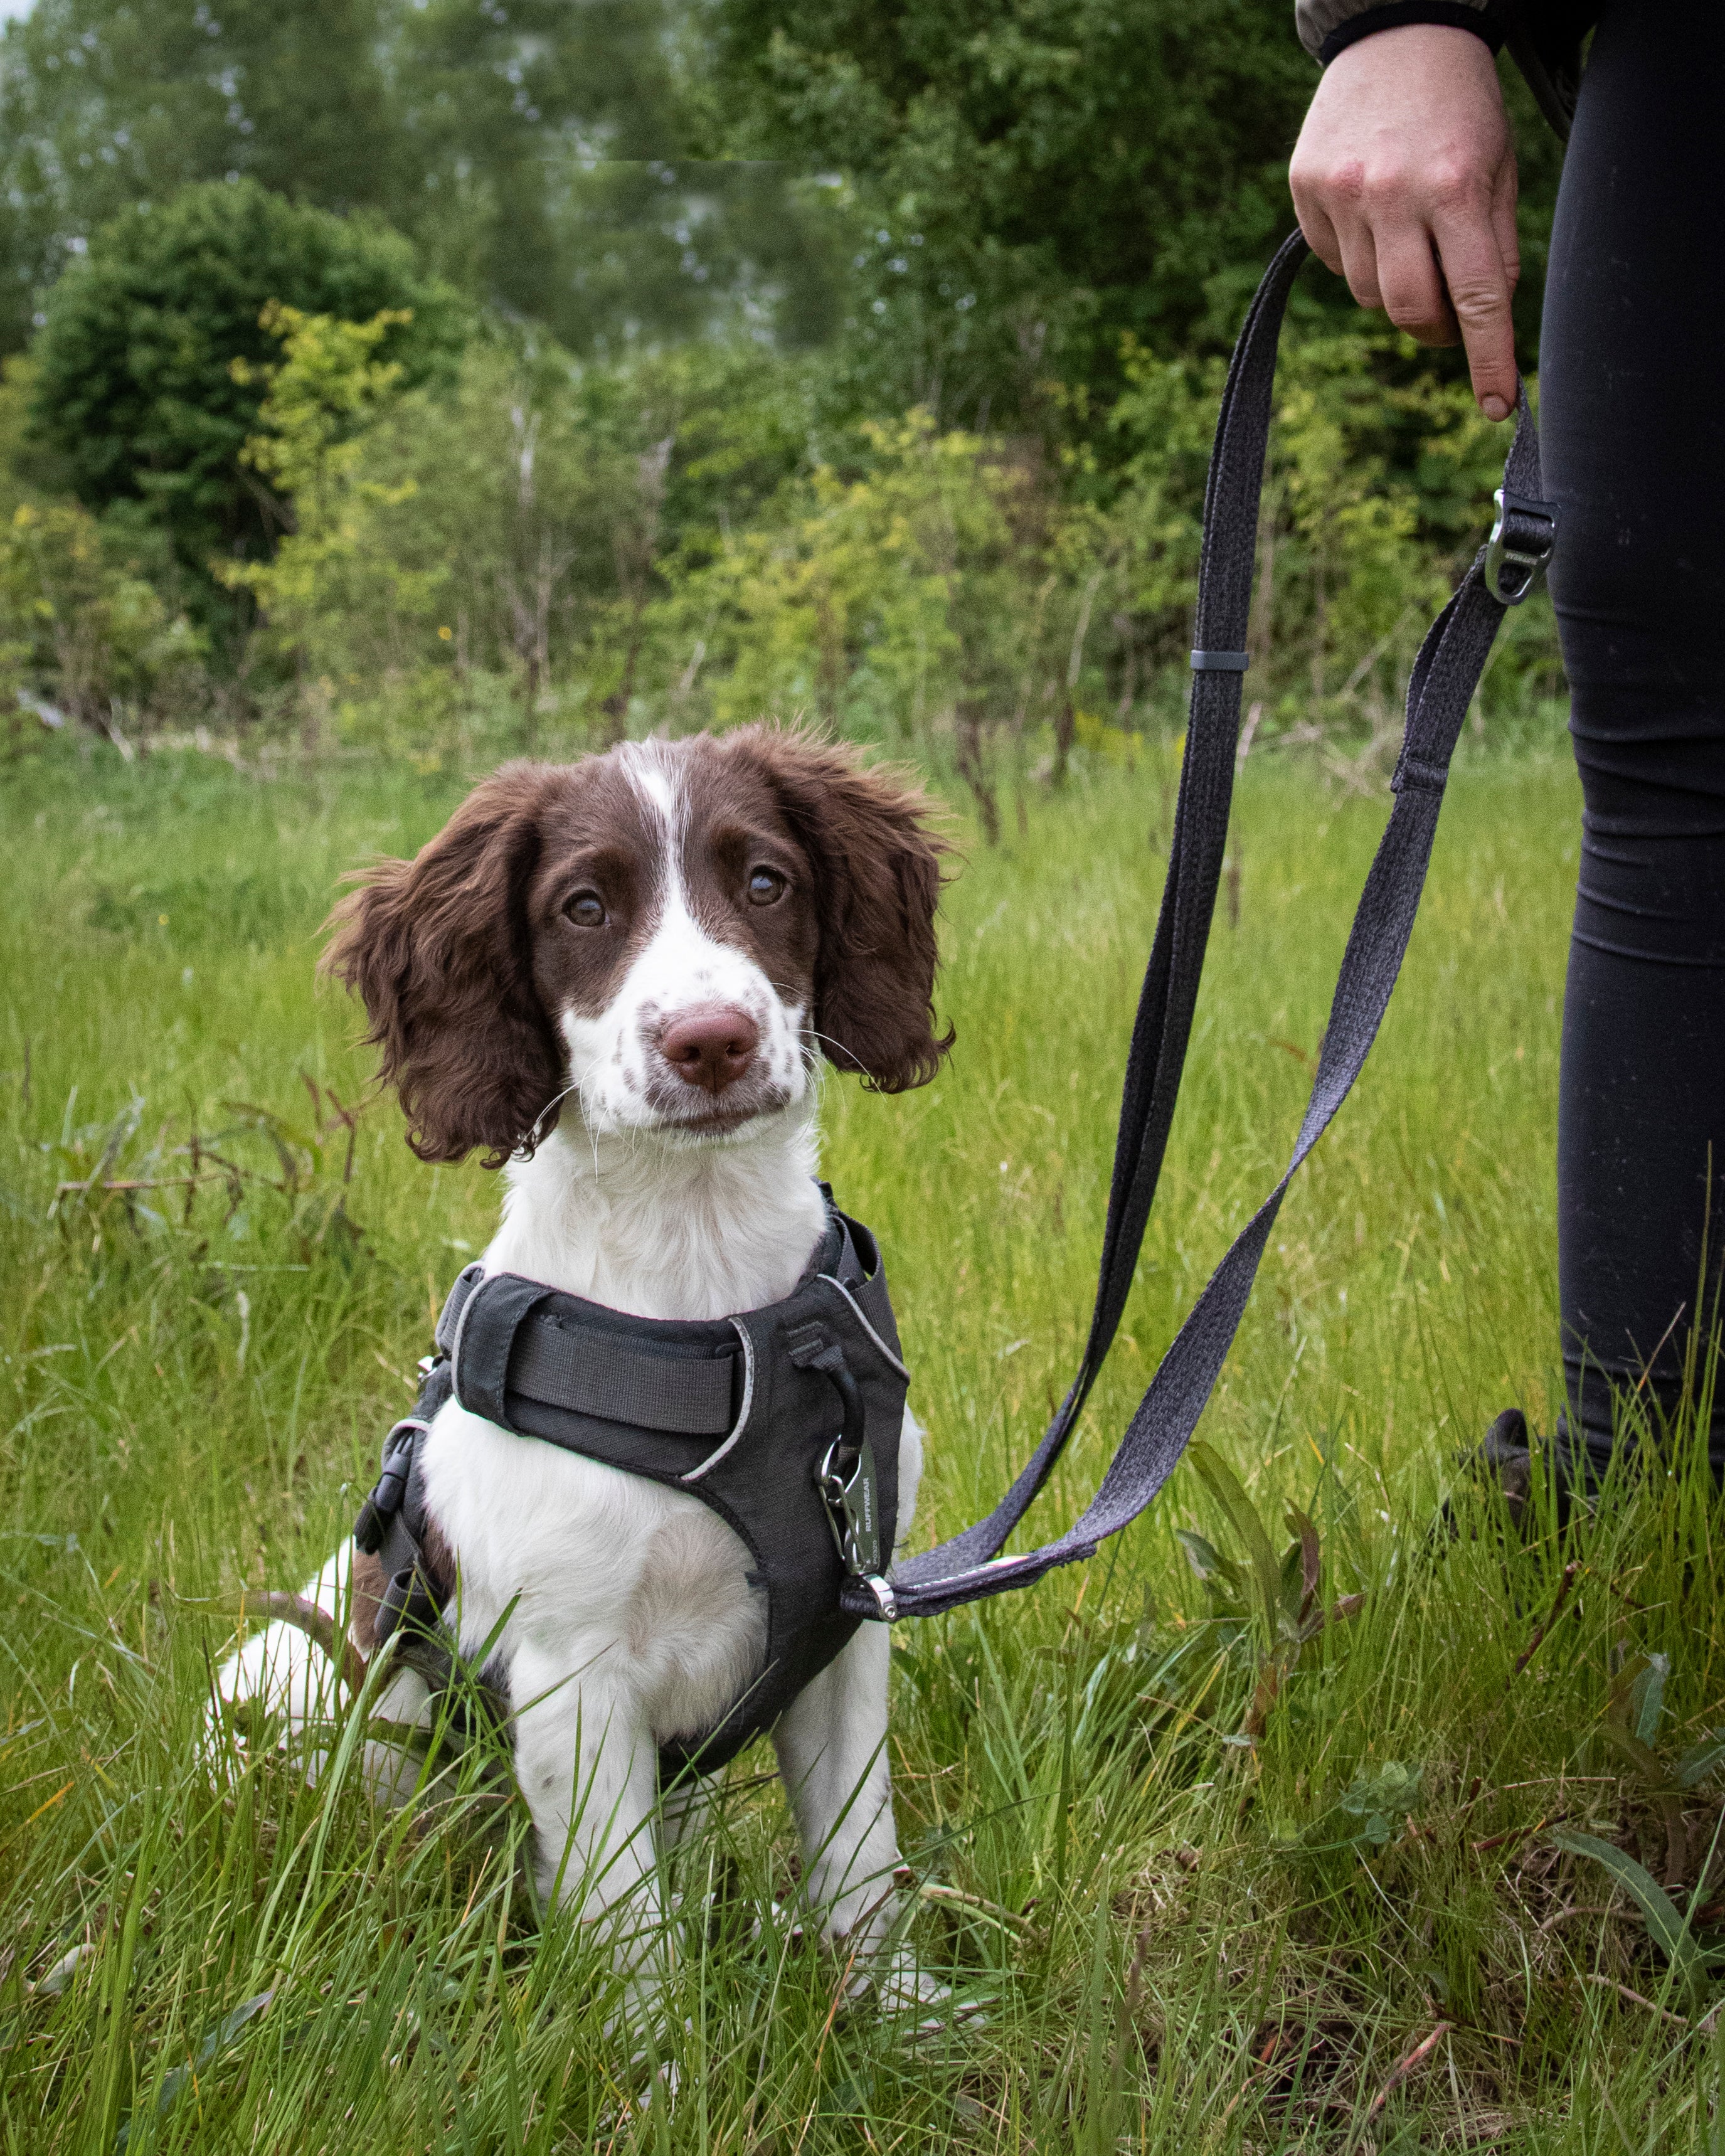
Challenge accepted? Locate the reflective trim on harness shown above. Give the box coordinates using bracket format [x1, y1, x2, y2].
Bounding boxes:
[679, 1319, 756, 1484]
[443, 1268, 482, 1413]
[815, 1273, 910, 1380]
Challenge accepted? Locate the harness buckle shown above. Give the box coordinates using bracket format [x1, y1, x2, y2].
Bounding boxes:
[1484, 487, 1557, 605]
[353, 1417, 425, 1555]
[817, 1434, 883, 1580]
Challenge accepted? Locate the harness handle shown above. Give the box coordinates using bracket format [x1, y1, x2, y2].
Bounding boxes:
[850, 232, 1554, 1622]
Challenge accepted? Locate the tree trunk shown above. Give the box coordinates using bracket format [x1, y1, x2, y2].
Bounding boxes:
[955, 703, 1001, 846]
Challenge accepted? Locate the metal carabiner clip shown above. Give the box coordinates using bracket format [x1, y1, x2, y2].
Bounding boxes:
[1484, 487, 1558, 606]
[817, 1435, 883, 1578]
[817, 1436, 899, 1621]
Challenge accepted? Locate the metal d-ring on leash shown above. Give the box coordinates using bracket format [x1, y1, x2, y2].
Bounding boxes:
[839, 231, 1558, 1627]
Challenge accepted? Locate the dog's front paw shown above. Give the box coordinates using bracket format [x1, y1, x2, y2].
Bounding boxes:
[875, 1942, 953, 2022]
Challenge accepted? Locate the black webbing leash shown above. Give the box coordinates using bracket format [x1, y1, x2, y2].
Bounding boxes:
[841, 231, 1557, 1625]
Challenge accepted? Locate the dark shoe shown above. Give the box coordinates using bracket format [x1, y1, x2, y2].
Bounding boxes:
[1463, 1406, 1595, 1539]
[1475, 1406, 1537, 1530]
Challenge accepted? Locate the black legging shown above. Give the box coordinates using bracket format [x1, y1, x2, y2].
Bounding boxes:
[1543, 5, 1725, 1472]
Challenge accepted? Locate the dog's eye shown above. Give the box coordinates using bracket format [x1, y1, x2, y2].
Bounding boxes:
[565, 889, 607, 928]
[746, 868, 786, 907]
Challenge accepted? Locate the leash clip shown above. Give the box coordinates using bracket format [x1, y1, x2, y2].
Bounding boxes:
[1484, 487, 1557, 605]
[817, 1434, 884, 1581]
[797, 1323, 898, 1620]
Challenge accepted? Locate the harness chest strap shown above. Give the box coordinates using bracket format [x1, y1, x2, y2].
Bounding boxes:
[354, 1196, 910, 1782]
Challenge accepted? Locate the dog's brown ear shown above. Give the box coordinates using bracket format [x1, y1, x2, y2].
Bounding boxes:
[730, 726, 953, 1093]
[323, 765, 563, 1168]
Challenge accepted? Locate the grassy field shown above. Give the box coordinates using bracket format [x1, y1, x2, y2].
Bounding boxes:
[5, 729, 1725, 2153]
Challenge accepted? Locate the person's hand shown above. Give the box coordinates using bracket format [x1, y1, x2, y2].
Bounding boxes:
[1288, 24, 1519, 420]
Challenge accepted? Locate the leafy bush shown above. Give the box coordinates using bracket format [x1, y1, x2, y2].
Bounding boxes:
[0, 498, 201, 744]
[7, 266, 1564, 789]
[27, 180, 461, 624]
[228, 319, 672, 753]
[637, 326, 1562, 817]
[228, 317, 834, 759]
[653, 412, 1115, 832]
[1105, 324, 1566, 734]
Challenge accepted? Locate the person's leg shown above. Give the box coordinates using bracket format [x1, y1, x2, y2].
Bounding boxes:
[1542, 5, 1725, 1478]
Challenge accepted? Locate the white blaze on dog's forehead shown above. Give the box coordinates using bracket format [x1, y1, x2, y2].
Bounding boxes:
[556, 736, 814, 1138]
[618, 746, 708, 964]
[619, 742, 683, 841]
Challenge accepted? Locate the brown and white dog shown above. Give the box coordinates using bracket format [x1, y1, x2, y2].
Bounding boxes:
[217, 726, 950, 1990]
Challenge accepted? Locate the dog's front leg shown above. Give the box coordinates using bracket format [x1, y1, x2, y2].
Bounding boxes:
[772, 1620, 902, 1958]
[510, 1644, 666, 2005]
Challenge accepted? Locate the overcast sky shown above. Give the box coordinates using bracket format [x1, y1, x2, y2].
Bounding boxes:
[0, 0, 33, 20]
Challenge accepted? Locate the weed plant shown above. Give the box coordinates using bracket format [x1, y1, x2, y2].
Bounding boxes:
[6, 733, 1725, 2151]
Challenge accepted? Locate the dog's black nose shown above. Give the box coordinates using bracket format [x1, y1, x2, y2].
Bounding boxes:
[659, 1004, 760, 1094]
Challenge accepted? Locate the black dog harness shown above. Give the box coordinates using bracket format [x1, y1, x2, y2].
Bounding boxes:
[353, 1193, 908, 1782]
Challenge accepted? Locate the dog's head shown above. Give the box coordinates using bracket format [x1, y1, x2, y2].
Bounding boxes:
[325, 727, 953, 1167]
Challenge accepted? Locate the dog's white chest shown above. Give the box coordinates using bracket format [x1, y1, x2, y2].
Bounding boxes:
[421, 1401, 767, 1744]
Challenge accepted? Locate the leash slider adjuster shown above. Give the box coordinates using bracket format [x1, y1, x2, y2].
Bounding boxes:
[1484, 487, 1556, 605]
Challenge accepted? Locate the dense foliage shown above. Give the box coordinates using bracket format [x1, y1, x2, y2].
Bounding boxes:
[0, 0, 840, 358]
[11, 284, 1563, 826]
[0, 0, 1570, 800]
[27, 181, 461, 620]
[1, 0, 1563, 388]
[706, 0, 1318, 423]
[704, 0, 1566, 427]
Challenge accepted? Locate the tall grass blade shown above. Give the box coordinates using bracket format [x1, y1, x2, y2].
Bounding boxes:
[1549, 1830, 1708, 1995]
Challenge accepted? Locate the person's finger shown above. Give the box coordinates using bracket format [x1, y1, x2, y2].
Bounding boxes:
[1290, 184, 1346, 278]
[1489, 152, 1521, 300]
[1372, 228, 1460, 347]
[1429, 201, 1518, 418]
[1330, 211, 1383, 314]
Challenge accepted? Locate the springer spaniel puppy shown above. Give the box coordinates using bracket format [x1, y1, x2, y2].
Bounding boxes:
[217, 725, 949, 1989]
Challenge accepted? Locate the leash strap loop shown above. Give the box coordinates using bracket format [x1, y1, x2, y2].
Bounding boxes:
[848, 233, 1551, 1622]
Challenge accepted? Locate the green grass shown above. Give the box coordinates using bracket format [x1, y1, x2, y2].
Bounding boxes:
[5, 731, 1725, 2152]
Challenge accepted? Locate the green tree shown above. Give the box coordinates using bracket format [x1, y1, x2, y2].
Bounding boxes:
[0, 0, 403, 352]
[231, 326, 654, 751]
[228, 318, 836, 753]
[27, 180, 461, 626]
[390, 0, 689, 337]
[0, 0, 841, 364]
[705, 0, 1315, 426]
[704, 0, 1565, 435]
